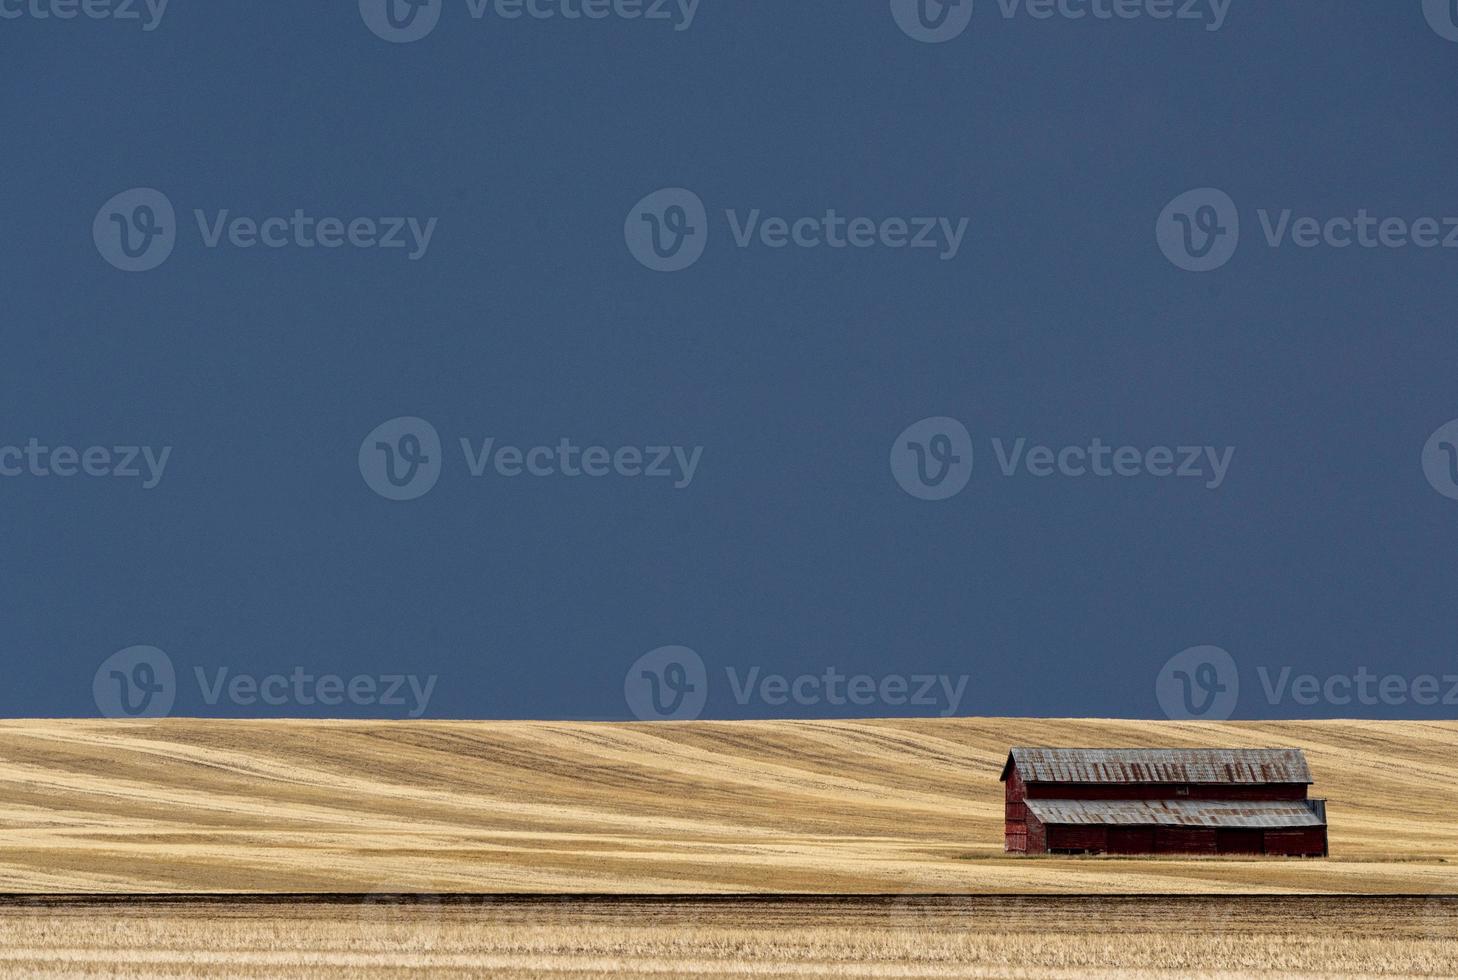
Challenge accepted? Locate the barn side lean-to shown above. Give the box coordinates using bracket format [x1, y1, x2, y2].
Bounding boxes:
[1001, 747, 1328, 857]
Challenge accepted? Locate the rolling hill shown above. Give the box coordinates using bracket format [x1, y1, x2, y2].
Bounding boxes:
[0, 718, 1453, 893]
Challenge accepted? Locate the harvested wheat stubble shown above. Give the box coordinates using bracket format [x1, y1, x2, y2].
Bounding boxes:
[0, 717, 1454, 893]
[0, 895, 1454, 979]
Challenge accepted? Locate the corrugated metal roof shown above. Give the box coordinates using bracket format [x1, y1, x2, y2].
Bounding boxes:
[1025, 798, 1325, 829]
[1003, 748, 1312, 785]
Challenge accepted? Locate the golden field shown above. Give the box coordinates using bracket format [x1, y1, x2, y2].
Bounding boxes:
[0, 718, 1454, 893]
[0, 895, 1453, 978]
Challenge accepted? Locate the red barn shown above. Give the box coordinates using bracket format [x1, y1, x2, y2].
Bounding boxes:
[1001, 748, 1328, 857]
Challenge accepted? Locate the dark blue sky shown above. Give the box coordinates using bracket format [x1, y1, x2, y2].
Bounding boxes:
[4, 2, 1458, 721]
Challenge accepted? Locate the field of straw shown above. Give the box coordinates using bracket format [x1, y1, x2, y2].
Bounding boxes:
[0, 714, 1452, 892]
[0, 717, 1452, 894]
[1, 718, 1453, 976]
[0, 895, 1453, 978]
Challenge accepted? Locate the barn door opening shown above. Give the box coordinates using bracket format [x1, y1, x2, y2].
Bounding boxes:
[1216, 828, 1264, 855]
[1106, 827, 1155, 855]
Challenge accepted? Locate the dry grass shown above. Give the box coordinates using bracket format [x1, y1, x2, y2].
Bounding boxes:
[0, 718, 1453, 893]
[0, 895, 1453, 978]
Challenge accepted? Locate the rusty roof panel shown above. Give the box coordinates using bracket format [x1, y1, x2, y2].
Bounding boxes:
[1025, 798, 1325, 829]
[1007, 748, 1312, 785]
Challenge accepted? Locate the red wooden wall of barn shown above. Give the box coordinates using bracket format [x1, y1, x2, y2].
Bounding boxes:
[1027, 812, 1046, 854]
[1037, 824, 1326, 856]
[1004, 766, 1028, 852]
[1263, 828, 1327, 857]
